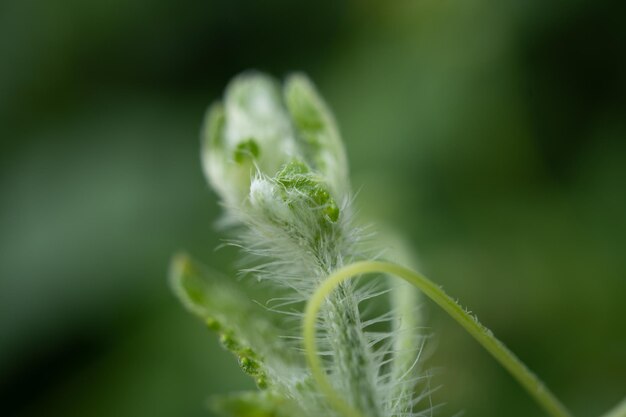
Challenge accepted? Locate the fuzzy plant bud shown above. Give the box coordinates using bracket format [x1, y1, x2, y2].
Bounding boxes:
[201, 72, 349, 223]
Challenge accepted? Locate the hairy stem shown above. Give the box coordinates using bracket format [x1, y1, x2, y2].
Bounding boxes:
[325, 283, 381, 416]
[303, 260, 573, 417]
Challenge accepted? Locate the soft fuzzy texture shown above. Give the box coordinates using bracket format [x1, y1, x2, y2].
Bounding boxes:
[186, 71, 430, 417]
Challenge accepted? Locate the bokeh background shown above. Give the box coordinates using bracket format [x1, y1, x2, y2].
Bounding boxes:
[1, 1, 625, 416]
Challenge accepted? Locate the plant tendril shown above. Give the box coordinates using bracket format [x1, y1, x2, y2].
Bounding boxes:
[303, 260, 573, 417]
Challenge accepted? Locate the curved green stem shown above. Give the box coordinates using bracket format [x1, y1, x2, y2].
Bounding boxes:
[303, 260, 573, 417]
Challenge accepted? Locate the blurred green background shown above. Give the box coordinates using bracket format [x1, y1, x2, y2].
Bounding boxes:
[1, 1, 624, 416]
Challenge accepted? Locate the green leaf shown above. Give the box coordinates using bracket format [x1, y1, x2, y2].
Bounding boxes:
[169, 252, 302, 389]
[201, 73, 300, 211]
[209, 391, 297, 417]
[283, 74, 349, 198]
[222, 72, 298, 178]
